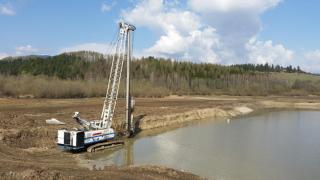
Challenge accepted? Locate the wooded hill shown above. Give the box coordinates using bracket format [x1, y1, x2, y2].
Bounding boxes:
[0, 51, 319, 98]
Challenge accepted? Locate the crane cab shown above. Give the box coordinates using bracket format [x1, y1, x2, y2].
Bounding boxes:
[57, 129, 85, 150]
[57, 128, 115, 150]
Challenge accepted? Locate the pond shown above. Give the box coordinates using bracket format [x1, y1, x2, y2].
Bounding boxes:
[79, 110, 320, 180]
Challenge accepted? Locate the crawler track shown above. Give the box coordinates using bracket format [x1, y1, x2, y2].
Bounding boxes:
[86, 140, 125, 152]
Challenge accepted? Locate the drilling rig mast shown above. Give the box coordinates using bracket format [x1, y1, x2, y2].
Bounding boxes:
[101, 22, 135, 133]
[57, 22, 136, 151]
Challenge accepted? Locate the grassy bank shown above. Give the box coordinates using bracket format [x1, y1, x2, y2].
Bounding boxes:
[1, 73, 320, 98]
[0, 75, 170, 98]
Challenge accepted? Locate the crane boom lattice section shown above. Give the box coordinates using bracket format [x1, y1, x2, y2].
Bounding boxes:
[100, 22, 135, 129]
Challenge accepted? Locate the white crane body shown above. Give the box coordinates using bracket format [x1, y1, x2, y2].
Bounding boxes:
[57, 22, 135, 151]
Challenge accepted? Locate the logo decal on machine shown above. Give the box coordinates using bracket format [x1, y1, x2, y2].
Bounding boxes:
[92, 132, 102, 136]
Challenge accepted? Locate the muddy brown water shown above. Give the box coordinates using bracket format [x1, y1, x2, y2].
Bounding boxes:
[79, 111, 320, 180]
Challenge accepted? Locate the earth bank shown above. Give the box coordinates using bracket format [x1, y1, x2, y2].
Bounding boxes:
[1, 95, 320, 179]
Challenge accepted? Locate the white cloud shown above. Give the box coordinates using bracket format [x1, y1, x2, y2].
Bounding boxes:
[0, 45, 38, 59]
[146, 26, 221, 63]
[123, 0, 201, 34]
[303, 50, 320, 73]
[188, 0, 281, 14]
[187, 0, 282, 64]
[305, 50, 320, 61]
[60, 43, 113, 54]
[101, 1, 116, 13]
[147, 26, 187, 55]
[246, 37, 294, 65]
[15, 45, 38, 55]
[0, 52, 9, 60]
[122, 0, 289, 65]
[123, 0, 221, 63]
[0, 4, 15, 16]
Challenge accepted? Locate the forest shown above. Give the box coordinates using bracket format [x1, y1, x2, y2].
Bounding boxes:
[0, 51, 318, 98]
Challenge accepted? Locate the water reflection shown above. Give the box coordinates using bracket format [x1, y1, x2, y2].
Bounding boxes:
[79, 139, 134, 169]
[125, 140, 134, 166]
[78, 111, 320, 180]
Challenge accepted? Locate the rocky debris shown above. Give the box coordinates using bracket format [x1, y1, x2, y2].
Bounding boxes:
[46, 118, 65, 125]
[1, 168, 62, 180]
[1, 127, 55, 149]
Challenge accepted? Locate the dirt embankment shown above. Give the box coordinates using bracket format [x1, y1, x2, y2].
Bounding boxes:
[1, 96, 320, 179]
[1, 165, 202, 180]
[138, 106, 253, 130]
[137, 96, 320, 130]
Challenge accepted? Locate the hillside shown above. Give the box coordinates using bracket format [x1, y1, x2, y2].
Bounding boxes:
[0, 51, 319, 98]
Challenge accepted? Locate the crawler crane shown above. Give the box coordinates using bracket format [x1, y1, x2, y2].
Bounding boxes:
[57, 22, 136, 152]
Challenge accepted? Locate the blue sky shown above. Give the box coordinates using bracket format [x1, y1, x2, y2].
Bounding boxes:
[0, 0, 320, 72]
[260, 1, 320, 50]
